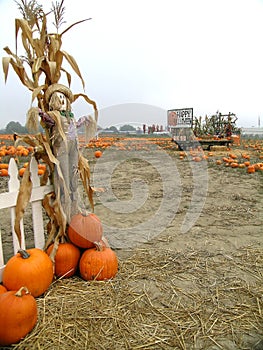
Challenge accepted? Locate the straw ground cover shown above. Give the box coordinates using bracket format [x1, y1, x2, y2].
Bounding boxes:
[3, 246, 261, 350]
[0, 140, 262, 349]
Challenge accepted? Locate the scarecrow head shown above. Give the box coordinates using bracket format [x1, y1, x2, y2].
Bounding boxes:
[45, 84, 74, 112]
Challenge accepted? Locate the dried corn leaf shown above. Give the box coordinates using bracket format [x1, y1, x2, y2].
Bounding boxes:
[60, 18, 91, 36]
[61, 67, 72, 86]
[54, 51, 63, 80]
[47, 110, 67, 143]
[2, 57, 10, 83]
[3, 55, 34, 90]
[52, 187, 67, 238]
[21, 33, 32, 58]
[14, 133, 40, 148]
[3, 46, 18, 57]
[32, 38, 45, 58]
[32, 57, 45, 74]
[30, 84, 46, 104]
[42, 192, 58, 249]
[61, 50, 85, 89]
[26, 107, 41, 133]
[73, 93, 98, 120]
[14, 164, 33, 247]
[47, 59, 59, 83]
[15, 18, 35, 53]
[39, 13, 47, 45]
[49, 235, 60, 264]
[78, 153, 94, 211]
[48, 34, 62, 61]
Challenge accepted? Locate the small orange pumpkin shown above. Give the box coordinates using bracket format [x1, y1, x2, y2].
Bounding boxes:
[247, 165, 255, 174]
[19, 167, 26, 177]
[0, 169, 9, 176]
[68, 213, 103, 248]
[79, 243, 118, 281]
[94, 150, 102, 158]
[3, 248, 53, 297]
[0, 163, 8, 169]
[229, 153, 237, 159]
[0, 286, 38, 346]
[46, 242, 81, 278]
[231, 162, 239, 168]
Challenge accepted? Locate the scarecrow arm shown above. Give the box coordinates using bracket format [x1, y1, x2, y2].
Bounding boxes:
[76, 115, 96, 128]
[39, 109, 55, 128]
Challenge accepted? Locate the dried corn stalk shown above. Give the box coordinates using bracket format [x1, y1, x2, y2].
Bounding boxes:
[3, 1, 98, 249]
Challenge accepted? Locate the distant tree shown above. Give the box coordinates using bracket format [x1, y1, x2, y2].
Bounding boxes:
[120, 124, 136, 131]
[5, 121, 28, 134]
[105, 126, 118, 132]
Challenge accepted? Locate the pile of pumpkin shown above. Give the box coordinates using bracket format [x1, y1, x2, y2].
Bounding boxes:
[216, 152, 263, 173]
[0, 212, 118, 346]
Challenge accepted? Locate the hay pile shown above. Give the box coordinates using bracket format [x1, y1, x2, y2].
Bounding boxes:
[8, 245, 263, 350]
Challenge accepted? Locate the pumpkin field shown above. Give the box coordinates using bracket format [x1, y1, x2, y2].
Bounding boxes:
[0, 134, 263, 350]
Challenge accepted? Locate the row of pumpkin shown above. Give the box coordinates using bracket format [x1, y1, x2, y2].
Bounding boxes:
[176, 148, 263, 173]
[0, 145, 102, 176]
[0, 212, 118, 346]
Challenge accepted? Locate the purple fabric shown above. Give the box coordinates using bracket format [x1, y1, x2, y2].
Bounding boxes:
[39, 109, 55, 128]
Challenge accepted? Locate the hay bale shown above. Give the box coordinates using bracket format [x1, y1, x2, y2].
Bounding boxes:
[210, 145, 228, 151]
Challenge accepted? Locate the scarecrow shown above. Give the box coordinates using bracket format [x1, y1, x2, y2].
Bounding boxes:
[38, 83, 97, 221]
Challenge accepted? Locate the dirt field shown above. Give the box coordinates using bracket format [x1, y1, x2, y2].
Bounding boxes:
[0, 138, 262, 349]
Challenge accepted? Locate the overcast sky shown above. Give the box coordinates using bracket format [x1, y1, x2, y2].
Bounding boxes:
[1, 0, 263, 129]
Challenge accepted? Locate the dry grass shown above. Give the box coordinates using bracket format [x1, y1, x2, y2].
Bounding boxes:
[7, 245, 263, 350]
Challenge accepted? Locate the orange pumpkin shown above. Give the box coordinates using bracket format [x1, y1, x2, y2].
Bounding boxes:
[0, 286, 37, 346]
[0, 163, 8, 169]
[3, 248, 53, 297]
[79, 243, 118, 281]
[46, 242, 81, 278]
[231, 162, 239, 168]
[19, 167, 26, 177]
[229, 153, 237, 159]
[0, 284, 7, 294]
[38, 163, 46, 171]
[68, 213, 103, 248]
[94, 150, 102, 158]
[0, 169, 9, 176]
[247, 165, 255, 174]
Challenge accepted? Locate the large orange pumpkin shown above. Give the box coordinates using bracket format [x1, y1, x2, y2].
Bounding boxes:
[0, 286, 38, 346]
[46, 242, 81, 278]
[3, 248, 53, 297]
[79, 244, 118, 281]
[68, 213, 103, 248]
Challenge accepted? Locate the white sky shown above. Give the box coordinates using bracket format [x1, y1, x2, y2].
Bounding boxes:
[0, 0, 263, 129]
